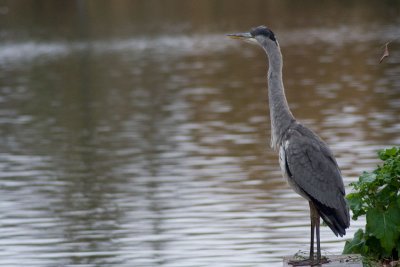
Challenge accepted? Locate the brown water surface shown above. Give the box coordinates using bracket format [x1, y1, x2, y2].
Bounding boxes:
[0, 1, 399, 266]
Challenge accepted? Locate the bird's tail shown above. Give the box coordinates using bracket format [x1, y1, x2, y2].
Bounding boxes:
[315, 197, 350, 237]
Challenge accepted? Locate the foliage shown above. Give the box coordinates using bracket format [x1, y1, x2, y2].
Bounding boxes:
[343, 147, 400, 261]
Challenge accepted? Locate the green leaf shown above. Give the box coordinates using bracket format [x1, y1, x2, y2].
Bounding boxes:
[360, 172, 377, 184]
[365, 235, 388, 259]
[366, 204, 400, 253]
[379, 147, 399, 160]
[343, 229, 365, 254]
[378, 150, 387, 161]
[381, 172, 392, 183]
[376, 185, 395, 209]
[347, 193, 364, 220]
[386, 147, 398, 157]
[397, 195, 400, 209]
[344, 146, 400, 260]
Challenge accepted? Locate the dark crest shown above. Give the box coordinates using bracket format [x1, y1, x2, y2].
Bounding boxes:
[250, 26, 276, 42]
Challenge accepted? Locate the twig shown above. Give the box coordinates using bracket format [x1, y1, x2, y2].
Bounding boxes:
[379, 42, 391, 63]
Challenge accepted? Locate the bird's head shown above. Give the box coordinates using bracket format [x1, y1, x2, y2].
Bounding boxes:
[227, 25, 278, 48]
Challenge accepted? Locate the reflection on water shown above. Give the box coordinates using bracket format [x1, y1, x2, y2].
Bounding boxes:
[0, 1, 400, 266]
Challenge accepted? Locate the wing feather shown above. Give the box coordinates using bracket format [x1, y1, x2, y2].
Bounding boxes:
[283, 124, 345, 208]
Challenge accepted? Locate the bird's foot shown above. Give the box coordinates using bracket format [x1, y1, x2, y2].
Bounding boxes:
[288, 257, 329, 266]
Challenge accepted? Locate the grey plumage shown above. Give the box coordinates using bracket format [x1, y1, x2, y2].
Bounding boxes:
[228, 26, 350, 264]
[282, 123, 349, 236]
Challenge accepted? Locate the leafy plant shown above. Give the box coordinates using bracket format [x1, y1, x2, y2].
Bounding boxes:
[343, 147, 400, 262]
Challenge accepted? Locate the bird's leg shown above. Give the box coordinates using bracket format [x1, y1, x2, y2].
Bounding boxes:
[316, 212, 321, 262]
[288, 202, 318, 266]
[309, 201, 315, 261]
[310, 203, 329, 265]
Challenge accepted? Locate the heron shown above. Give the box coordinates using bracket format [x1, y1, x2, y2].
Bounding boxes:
[227, 26, 350, 265]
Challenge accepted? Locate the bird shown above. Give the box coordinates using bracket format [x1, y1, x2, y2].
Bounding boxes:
[227, 26, 350, 265]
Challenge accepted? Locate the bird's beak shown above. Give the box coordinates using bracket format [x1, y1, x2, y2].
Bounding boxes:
[226, 32, 258, 45]
[226, 32, 253, 40]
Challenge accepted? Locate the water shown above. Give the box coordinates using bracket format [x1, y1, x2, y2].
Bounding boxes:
[0, 1, 399, 266]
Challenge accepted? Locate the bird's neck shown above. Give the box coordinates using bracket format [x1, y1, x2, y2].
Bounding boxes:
[265, 43, 295, 150]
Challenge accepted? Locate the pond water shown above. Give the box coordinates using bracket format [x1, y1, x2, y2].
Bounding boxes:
[0, 1, 399, 266]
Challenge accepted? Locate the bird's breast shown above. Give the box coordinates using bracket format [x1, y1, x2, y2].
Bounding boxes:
[278, 145, 288, 178]
[278, 142, 311, 201]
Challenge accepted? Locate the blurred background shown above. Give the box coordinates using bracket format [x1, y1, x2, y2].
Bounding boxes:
[0, 1, 399, 266]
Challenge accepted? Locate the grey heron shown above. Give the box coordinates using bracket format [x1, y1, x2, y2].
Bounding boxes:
[227, 26, 350, 265]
